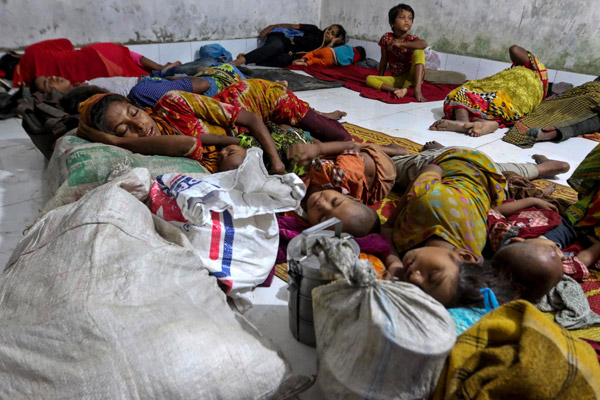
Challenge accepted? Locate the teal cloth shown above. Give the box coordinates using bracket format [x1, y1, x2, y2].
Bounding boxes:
[447, 307, 488, 335]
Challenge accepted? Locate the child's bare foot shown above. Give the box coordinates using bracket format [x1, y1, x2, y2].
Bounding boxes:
[415, 91, 427, 102]
[319, 110, 347, 120]
[421, 141, 444, 151]
[163, 61, 182, 70]
[231, 53, 246, 66]
[275, 80, 288, 88]
[382, 143, 409, 156]
[393, 88, 408, 99]
[429, 119, 468, 132]
[541, 183, 557, 196]
[532, 154, 570, 178]
[464, 120, 499, 136]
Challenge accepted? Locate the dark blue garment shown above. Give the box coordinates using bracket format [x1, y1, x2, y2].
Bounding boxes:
[542, 217, 577, 249]
[128, 77, 194, 108]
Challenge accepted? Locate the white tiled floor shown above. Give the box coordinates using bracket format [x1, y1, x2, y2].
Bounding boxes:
[0, 69, 597, 399]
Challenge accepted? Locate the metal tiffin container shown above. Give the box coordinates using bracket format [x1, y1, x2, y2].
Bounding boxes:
[286, 217, 360, 347]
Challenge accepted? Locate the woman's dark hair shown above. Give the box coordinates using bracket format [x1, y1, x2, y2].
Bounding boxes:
[60, 85, 109, 114]
[0, 52, 20, 80]
[90, 93, 130, 132]
[388, 3, 415, 26]
[331, 24, 347, 44]
[447, 260, 520, 308]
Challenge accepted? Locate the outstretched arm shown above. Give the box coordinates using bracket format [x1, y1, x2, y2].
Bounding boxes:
[576, 236, 600, 268]
[77, 120, 198, 156]
[287, 141, 359, 166]
[493, 197, 557, 216]
[509, 45, 530, 66]
[235, 110, 285, 174]
[395, 39, 428, 50]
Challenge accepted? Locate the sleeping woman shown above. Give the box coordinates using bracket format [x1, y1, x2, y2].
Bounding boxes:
[76, 79, 350, 174]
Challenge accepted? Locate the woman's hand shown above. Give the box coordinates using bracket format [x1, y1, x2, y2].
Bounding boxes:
[268, 155, 286, 175]
[327, 36, 343, 47]
[287, 143, 321, 166]
[533, 198, 558, 212]
[77, 120, 118, 145]
[383, 255, 404, 281]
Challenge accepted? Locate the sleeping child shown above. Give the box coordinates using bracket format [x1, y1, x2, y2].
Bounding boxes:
[488, 197, 600, 301]
[292, 45, 366, 67]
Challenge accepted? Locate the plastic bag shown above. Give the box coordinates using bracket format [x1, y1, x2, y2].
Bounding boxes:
[311, 237, 456, 399]
[425, 46, 441, 70]
[149, 148, 306, 297]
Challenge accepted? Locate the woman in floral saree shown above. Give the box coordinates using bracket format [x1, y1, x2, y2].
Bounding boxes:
[430, 45, 548, 137]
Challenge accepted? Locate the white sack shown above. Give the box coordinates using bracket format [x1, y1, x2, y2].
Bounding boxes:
[0, 168, 306, 399]
[312, 238, 456, 400]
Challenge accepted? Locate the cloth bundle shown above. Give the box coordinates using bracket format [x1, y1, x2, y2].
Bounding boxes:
[311, 237, 456, 400]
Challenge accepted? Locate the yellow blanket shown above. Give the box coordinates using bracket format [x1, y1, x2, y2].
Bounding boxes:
[433, 300, 600, 399]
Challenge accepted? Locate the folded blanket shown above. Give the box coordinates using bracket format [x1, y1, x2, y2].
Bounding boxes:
[432, 300, 600, 399]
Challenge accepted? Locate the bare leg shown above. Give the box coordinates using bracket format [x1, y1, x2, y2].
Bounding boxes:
[382, 143, 409, 156]
[380, 83, 408, 99]
[316, 109, 347, 120]
[532, 154, 570, 178]
[413, 64, 427, 102]
[421, 141, 444, 151]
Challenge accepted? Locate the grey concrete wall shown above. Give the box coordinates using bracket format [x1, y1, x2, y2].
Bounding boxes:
[0, 0, 321, 50]
[321, 0, 600, 75]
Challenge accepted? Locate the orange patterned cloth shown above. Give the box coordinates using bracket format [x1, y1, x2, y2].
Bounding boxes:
[304, 144, 396, 205]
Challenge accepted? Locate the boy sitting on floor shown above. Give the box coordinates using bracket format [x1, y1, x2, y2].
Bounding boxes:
[292, 45, 366, 67]
[488, 197, 600, 301]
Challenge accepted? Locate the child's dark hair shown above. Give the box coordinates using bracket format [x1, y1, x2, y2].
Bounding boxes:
[90, 93, 130, 132]
[388, 4, 415, 26]
[0, 52, 20, 80]
[28, 77, 42, 94]
[331, 24, 347, 45]
[355, 46, 366, 61]
[447, 260, 520, 308]
[60, 85, 109, 115]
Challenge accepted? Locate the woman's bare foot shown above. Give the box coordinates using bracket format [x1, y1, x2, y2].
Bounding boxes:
[292, 59, 308, 66]
[415, 91, 427, 102]
[532, 154, 570, 178]
[464, 120, 499, 136]
[393, 88, 408, 99]
[421, 141, 444, 151]
[275, 80, 288, 88]
[319, 110, 347, 120]
[382, 143, 409, 156]
[541, 183, 557, 196]
[163, 61, 182, 70]
[429, 119, 468, 132]
[231, 53, 246, 66]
